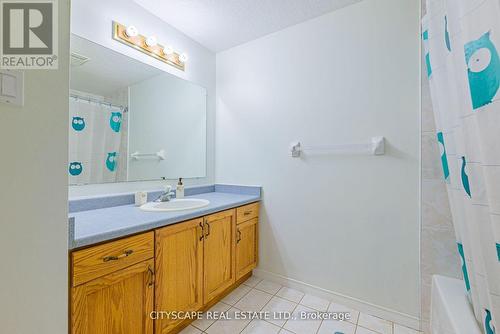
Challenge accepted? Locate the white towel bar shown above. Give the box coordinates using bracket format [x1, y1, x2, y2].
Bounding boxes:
[290, 136, 385, 157]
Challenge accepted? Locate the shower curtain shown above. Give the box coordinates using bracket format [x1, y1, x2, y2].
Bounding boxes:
[68, 98, 124, 184]
[423, 0, 500, 332]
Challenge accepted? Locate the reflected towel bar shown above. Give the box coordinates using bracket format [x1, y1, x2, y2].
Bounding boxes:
[130, 150, 166, 160]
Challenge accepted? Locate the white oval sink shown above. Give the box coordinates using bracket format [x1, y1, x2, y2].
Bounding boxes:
[140, 198, 210, 212]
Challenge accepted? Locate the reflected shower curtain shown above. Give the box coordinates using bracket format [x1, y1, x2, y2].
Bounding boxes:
[68, 98, 124, 184]
[423, 0, 500, 332]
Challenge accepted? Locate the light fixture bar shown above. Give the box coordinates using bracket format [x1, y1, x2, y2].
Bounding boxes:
[112, 21, 186, 71]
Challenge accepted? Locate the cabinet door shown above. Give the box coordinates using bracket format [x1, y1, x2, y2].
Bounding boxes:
[155, 219, 204, 334]
[236, 218, 258, 280]
[71, 259, 154, 334]
[203, 209, 236, 304]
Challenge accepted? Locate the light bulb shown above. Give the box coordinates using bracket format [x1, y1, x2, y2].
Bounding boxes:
[145, 36, 157, 47]
[179, 53, 188, 62]
[163, 45, 174, 55]
[124, 25, 138, 38]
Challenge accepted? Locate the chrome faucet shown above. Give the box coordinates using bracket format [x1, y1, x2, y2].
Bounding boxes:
[156, 185, 175, 202]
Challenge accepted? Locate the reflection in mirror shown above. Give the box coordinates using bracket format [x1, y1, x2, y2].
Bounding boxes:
[69, 35, 207, 186]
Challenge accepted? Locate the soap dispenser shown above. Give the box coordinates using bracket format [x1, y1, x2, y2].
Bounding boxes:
[176, 178, 184, 198]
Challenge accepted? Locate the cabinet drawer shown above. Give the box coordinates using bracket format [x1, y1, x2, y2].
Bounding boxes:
[72, 232, 154, 286]
[236, 202, 259, 224]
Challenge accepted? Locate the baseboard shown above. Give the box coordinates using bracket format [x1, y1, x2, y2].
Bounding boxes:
[253, 269, 421, 331]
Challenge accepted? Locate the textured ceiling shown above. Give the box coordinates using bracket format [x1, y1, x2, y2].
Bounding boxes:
[133, 0, 363, 52]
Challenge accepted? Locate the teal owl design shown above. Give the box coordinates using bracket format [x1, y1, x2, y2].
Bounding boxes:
[109, 112, 122, 132]
[106, 152, 117, 172]
[496, 243, 500, 261]
[461, 156, 471, 197]
[465, 32, 500, 110]
[69, 162, 83, 176]
[437, 132, 450, 181]
[71, 116, 85, 131]
[484, 309, 495, 334]
[457, 243, 471, 291]
[445, 16, 451, 51]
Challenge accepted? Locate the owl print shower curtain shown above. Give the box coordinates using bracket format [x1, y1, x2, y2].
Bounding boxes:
[423, 0, 500, 332]
[68, 98, 124, 185]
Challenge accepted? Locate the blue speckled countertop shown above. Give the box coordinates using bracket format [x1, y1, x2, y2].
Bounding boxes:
[68, 184, 261, 249]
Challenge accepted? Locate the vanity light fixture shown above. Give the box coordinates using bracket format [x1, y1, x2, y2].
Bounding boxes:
[112, 21, 185, 71]
[124, 25, 138, 38]
[145, 35, 157, 47]
[163, 45, 174, 56]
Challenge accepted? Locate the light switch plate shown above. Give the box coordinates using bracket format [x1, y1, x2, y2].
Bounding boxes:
[2, 73, 17, 97]
[0, 70, 24, 107]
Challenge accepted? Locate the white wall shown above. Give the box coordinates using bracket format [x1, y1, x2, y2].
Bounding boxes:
[69, 0, 216, 197]
[216, 0, 420, 319]
[0, 1, 70, 332]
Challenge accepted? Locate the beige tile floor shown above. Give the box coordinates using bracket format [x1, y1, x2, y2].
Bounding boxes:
[179, 276, 423, 334]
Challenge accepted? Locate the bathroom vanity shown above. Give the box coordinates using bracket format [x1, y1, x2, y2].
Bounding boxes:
[67, 29, 260, 334]
[69, 185, 260, 334]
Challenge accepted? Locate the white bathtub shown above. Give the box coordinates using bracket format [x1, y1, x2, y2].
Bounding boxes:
[431, 275, 481, 334]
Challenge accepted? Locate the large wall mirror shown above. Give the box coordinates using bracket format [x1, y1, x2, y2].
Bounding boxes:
[69, 34, 207, 186]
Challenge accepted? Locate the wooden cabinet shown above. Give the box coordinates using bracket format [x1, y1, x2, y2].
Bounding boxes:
[203, 209, 236, 304]
[236, 218, 258, 280]
[155, 219, 204, 334]
[71, 232, 155, 334]
[70, 203, 259, 334]
[71, 259, 154, 334]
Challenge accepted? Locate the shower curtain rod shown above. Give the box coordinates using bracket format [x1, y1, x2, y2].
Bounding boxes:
[70, 93, 127, 111]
